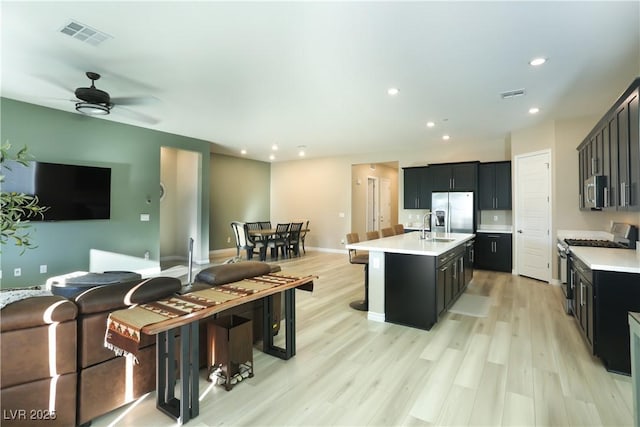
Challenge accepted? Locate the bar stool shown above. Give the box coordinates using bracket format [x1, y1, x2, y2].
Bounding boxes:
[346, 232, 369, 311]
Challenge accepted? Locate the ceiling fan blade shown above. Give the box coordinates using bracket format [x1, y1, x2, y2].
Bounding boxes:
[34, 74, 75, 93]
[111, 95, 160, 106]
[115, 106, 160, 125]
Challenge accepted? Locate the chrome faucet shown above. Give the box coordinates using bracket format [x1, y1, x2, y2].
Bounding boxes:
[420, 212, 432, 240]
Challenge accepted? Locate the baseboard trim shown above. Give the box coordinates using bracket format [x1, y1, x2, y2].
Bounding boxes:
[367, 311, 385, 323]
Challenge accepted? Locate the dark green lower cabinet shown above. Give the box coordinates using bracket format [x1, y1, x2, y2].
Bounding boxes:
[385, 241, 474, 330]
[474, 233, 512, 272]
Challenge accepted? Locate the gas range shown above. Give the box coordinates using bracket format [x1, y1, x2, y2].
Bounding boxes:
[557, 222, 637, 252]
[562, 238, 627, 249]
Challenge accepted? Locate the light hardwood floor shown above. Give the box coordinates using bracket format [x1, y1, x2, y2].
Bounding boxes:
[94, 251, 633, 426]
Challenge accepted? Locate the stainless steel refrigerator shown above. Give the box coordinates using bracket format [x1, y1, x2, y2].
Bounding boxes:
[431, 191, 474, 233]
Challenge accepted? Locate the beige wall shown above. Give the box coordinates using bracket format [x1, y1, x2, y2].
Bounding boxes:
[271, 157, 352, 250]
[351, 162, 399, 236]
[270, 139, 510, 252]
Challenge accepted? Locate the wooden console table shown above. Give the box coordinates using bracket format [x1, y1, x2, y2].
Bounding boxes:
[107, 273, 314, 425]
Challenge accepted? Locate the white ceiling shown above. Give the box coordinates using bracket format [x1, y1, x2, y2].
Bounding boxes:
[2, 1, 639, 162]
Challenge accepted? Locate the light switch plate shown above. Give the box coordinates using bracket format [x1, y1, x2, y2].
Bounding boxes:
[140, 213, 150, 222]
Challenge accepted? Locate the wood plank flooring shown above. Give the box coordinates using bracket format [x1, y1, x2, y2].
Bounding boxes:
[93, 251, 633, 426]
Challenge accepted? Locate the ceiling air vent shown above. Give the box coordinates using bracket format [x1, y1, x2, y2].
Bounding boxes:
[59, 20, 112, 46]
[500, 88, 526, 99]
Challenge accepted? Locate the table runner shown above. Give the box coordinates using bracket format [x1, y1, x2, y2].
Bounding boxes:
[104, 273, 313, 360]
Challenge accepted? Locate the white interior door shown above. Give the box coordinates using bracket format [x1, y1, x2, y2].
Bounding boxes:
[379, 178, 391, 229]
[515, 150, 551, 282]
[367, 177, 378, 231]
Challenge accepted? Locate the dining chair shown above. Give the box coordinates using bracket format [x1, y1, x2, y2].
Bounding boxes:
[246, 222, 264, 244]
[346, 232, 369, 311]
[380, 227, 395, 237]
[231, 221, 265, 260]
[286, 222, 304, 257]
[392, 224, 405, 235]
[258, 221, 272, 230]
[300, 220, 309, 254]
[366, 230, 380, 240]
[267, 223, 290, 260]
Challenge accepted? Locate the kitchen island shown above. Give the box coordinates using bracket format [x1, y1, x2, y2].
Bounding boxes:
[346, 231, 475, 330]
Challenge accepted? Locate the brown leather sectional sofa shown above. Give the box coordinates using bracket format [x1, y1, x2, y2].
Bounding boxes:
[1, 261, 281, 427]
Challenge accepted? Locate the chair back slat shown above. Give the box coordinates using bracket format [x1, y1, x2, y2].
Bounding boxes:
[366, 231, 380, 240]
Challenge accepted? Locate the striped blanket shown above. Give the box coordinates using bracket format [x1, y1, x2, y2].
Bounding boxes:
[104, 273, 313, 360]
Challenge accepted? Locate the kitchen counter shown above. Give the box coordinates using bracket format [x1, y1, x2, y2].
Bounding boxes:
[347, 231, 475, 330]
[346, 231, 474, 256]
[569, 246, 640, 274]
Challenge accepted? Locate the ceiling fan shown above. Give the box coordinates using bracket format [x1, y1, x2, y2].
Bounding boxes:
[74, 71, 112, 115]
[69, 71, 159, 124]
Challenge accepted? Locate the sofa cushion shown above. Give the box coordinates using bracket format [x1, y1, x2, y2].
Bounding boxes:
[194, 261, 274, 286]
[74, 276, 181, 315]
[1, 372, 77, 427]
[0, 296, 77, 332]
[1, 320, 77, 388]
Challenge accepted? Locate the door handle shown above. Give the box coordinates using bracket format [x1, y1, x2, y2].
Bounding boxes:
[517, 230, 523, 234]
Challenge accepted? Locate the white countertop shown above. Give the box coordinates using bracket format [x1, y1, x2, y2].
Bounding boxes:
[570, 246, 640, 274]
[476, 226, 512, 234]
[346, 231, 474, 256]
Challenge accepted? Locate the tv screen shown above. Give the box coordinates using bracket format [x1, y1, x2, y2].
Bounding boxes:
[2, 161, 111, 221]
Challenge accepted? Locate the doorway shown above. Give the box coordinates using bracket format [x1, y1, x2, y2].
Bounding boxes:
[160, 147, 202, 269]
[351, 162, 398, 236]
[514, 149, 551, 282]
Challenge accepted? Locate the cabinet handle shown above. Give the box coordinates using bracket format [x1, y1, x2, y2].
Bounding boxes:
[570, 270, 574, 287]
[470, 249, 474, 262]
[581, 283, 585, 306]
[603, 187, 609, 208]
[591, 157, 597, 175]
[452, 178, 455, 189]
[621, 182, 629, 207]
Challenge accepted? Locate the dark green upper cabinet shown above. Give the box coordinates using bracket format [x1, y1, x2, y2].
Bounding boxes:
[403, 167, 431, 209]
[577, 78, 639, 211]
[479, 161, 512, 210]
[429, 162, 478, 192]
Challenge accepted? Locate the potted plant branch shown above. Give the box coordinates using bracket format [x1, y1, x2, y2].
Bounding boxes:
[0, 142, 48, 252]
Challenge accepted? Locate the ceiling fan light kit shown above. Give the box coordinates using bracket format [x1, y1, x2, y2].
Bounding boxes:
[75, 101, 111, 115]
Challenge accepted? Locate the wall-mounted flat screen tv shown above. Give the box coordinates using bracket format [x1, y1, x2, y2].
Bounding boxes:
[2, 161, 111, 221]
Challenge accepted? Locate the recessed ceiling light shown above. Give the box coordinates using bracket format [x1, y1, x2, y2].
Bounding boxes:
[271, 144, 278, 151]
[269, 154, 275, 161]
[426, 121, 435, 128]
[529, 57, 546, 66]
[240, 149, 247, 155]
[298, 145, 306, 157]
[387, 88, 399, 96]
[442, 134, 450, 141]
[529, 107, 540, 114]
[298, 150, 305, 157]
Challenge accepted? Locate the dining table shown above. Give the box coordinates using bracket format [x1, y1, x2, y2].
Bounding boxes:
[248, 226, 310, 260]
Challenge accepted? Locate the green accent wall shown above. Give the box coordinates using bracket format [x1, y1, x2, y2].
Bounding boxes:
[1, 98, 210, 288]
[210, 153, 270, 251]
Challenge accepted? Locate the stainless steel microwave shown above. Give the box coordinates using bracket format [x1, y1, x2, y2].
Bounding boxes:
[584, 175, 607, 209]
